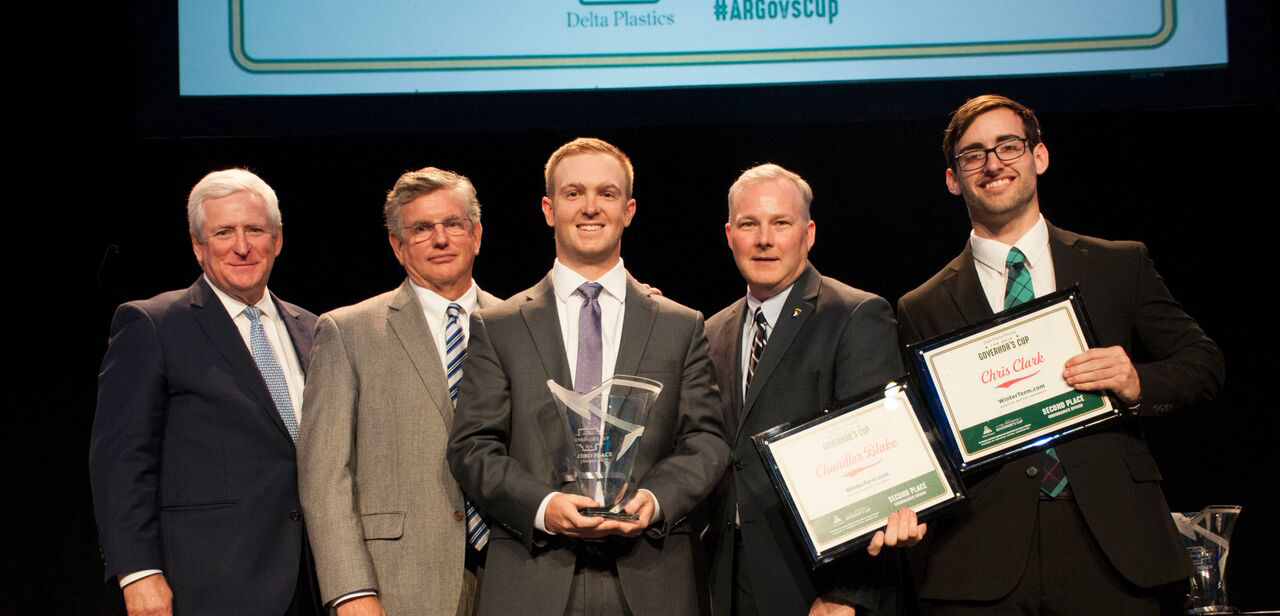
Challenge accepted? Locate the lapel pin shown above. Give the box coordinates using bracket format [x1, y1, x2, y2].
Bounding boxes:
[792, 307, 803, 318]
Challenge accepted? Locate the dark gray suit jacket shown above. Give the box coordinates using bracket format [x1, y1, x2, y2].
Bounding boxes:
[705, 263, 906, 616]
[90, 277, 317, 615]
[447, 271, 730, 616]
[896, 224, 1224, 601]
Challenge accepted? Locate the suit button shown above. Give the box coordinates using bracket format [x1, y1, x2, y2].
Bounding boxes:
[289, 510, 302, 521]
[454, 511, 464, 521]
[1026, 466, 1039, 478]
[733, 460, 744, 471]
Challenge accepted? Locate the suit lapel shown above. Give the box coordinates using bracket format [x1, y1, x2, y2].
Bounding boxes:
[188, 278, 294, 444]
[944, 243, 995, 323]
[1047, 224, 1088, 292]
[386, 280, 452, 425]
[273, 294, 312, 373]
[519, 274, 572, 388]
[615, 274, 657, 379]
[710, 298, 747, 422]
[742, 264, 817, 423]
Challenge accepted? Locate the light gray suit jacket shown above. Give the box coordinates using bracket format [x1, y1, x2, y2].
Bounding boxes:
[299, 280, 499, 614]
[447, 272, 730, 616]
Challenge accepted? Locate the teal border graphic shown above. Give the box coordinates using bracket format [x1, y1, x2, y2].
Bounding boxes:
[229, 0, 1176, 73]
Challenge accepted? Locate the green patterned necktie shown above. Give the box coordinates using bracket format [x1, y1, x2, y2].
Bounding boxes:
[1004, 247, 1035, 309]
[1005, 247, 1068, 497]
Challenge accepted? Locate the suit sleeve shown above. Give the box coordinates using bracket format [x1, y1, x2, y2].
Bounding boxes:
[297, 314, 380, 605]
[1127, 243, 1225, 414]
[821, 296, 910, 612]
[895, 297, 924, 347]
[89, 304, 168, 581]
[636, 315, 731, 536]
[834, 296, 906, 401]
[448, 312, 560, 550]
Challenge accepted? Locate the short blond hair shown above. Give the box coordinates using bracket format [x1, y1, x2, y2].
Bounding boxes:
[727, 163, 813, 221]
[544, 137, 634, 199]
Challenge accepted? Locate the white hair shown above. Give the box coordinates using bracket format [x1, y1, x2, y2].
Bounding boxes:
[187, 168, 281, 237]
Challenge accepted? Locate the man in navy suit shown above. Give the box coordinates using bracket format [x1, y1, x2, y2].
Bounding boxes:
[90, 169, 323, 615]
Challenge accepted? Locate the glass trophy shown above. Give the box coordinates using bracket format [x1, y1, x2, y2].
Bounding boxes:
[547, 376, 662, 520]
[1172, 505, 1241, 614]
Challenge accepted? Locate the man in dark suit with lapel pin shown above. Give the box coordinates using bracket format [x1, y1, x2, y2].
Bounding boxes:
[896, 95, 1224, 615]
[705, 163, 924, 616]
[90, 169, 323, 616]
[448, 137, 730, 616]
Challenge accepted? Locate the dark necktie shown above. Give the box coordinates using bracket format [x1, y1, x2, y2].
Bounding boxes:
[745, 307, 769, 392]
[1005, 248, 1068, 497]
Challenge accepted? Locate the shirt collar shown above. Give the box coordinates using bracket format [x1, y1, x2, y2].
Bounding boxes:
[969, 214, 1050, 275]
[205, 274, 279, 322]
[551, 258, 627, 304]
[410, 279, 478, 324]
[744, 281, 795, 330]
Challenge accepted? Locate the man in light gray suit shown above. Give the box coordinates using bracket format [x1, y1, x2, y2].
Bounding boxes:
[448, 138, 730, 616]
[299, 167, 499, 616]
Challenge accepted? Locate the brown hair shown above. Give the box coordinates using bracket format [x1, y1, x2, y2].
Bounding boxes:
[544, 138, 634, 199]
[942, 94, 1043, 167]
[383, 167, 480, 239]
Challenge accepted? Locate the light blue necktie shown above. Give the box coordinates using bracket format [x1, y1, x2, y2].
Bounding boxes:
[447, 304, 489, 551]
[243, 306, 298, 442]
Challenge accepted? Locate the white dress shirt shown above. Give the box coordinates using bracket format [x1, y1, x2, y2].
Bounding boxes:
[119, 276, 307, 588]
[533, 259, 661, 531]
[969, 214, 1056, 313]
[410, 279, 479, 374]
[738, 283, 795, 400]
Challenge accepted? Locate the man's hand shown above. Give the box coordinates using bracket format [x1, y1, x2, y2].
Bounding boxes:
[610, 490, 656, 537]
[543, 493, 617, 538]
[867, 507, 926, 557]
[1063, 346, 1141, 405]
[809, 595, 856, 615]
[123, 573, 173, 616]
[336, 596, 387, 616]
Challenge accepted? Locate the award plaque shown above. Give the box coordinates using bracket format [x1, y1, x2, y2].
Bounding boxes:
[547, 376, 662, 520]
[753, 380, 965, 567]
[905, 287, 1119, 474]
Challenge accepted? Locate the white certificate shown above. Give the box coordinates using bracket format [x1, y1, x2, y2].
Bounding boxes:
[756, 383, 960, 563]
[918, 293, 1115, 467]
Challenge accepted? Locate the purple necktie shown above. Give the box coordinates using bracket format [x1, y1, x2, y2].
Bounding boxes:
[575, 282, 604, 395]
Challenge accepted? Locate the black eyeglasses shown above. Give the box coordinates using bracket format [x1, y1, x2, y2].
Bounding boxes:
[954, 137, 1030, 171]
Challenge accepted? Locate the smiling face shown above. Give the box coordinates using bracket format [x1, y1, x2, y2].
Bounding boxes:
[945, 107, 1049, 237]
[726, 179, 815, 301]
[191, 191, 282, 305]
[389, 188, 482, 300]
[542, 152, 636, 279]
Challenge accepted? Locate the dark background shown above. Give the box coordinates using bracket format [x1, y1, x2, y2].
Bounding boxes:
[24, 2, 1276, 613]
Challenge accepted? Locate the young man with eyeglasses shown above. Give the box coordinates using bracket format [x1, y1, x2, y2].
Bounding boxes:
[298, 167, 499, 615]
[896, 95, 1224, 615]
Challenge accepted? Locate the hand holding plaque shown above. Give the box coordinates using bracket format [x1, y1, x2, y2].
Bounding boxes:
[547, 376, 662, 521]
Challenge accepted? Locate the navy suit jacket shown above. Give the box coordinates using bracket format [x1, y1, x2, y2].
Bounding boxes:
[896, 225, 1224, 601]
[90, 277, 317, 615]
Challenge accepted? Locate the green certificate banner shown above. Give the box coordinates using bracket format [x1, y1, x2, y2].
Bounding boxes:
[922, 298, 1115, 464]
[179, 0, 1227, 95]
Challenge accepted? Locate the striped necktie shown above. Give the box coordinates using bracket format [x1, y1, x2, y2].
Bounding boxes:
[446, 303, 489, 551]
[745, 307, 769, 392]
